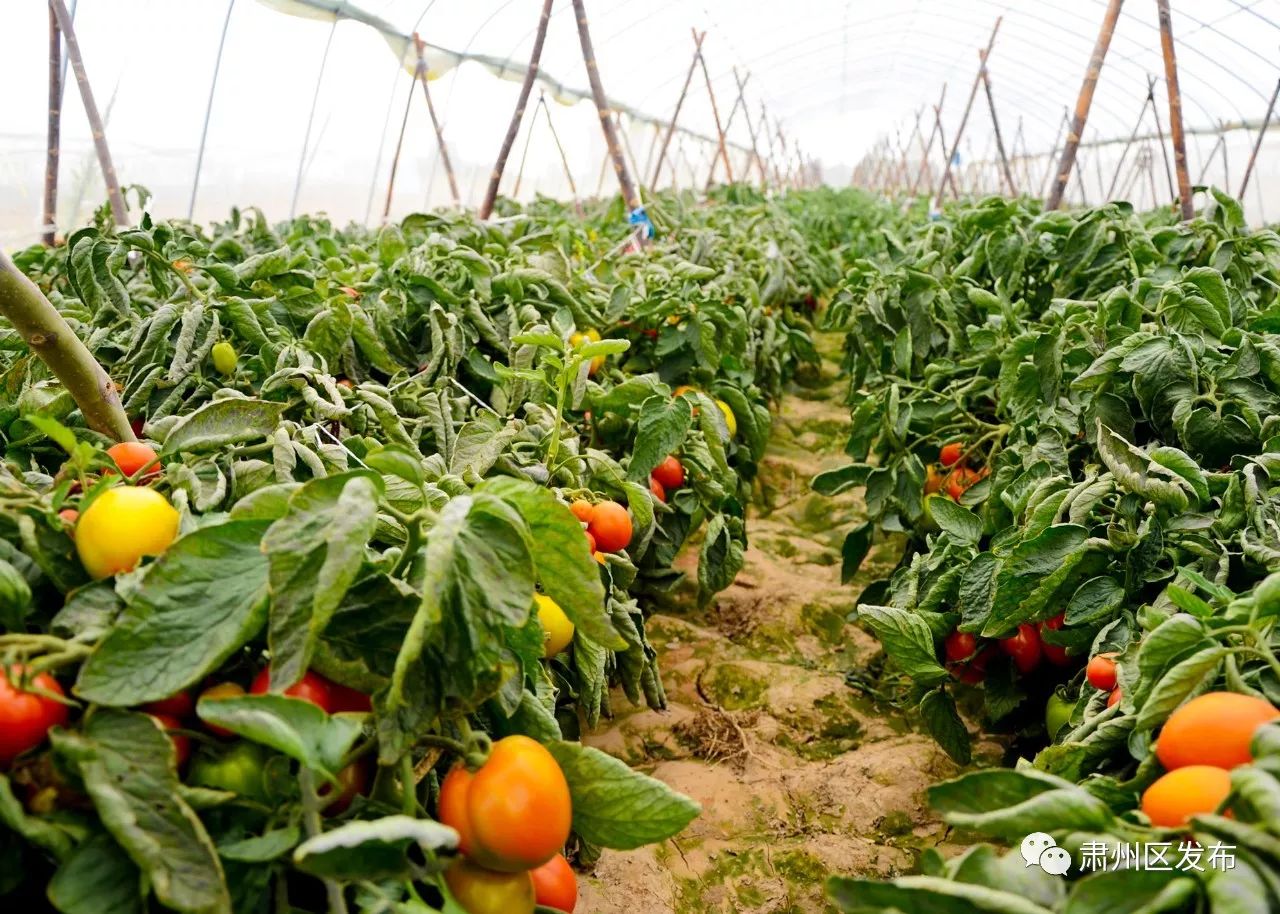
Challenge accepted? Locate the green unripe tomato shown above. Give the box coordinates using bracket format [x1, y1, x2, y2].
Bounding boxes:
[211, 341, 238, 375]
[1045, 690, 1074, 740]
[188, 741, 270, 802]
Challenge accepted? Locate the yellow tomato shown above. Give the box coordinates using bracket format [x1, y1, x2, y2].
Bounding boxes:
[76, 486, 180, 579]
[535, 594, 574, 658]
[444, 859, 535, 914]
[569, 329, 604, 375]
[715, 399, 738, 437]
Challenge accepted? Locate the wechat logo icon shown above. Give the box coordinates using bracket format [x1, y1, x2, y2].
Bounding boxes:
[1021, 833, 1072, 876]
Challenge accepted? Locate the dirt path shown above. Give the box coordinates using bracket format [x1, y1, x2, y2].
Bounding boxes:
[578, 336, 969, 913]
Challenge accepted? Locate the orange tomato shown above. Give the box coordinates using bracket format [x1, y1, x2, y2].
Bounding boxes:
[584, 531, 596, 553]
[924, 465, 944, 495]
[198, 682, 246, 738]
[649, 477, 666, 503]
[1107, 688, 1122, 709]
[1086, 653, 1118, 692]
[569, 500, 594, 524]
[1141, 765, 1231, 828]
[587, 502, 632, 553]
[106, 441, 162, 479]
[438, 735, 572, 872]
[1155, 692, 1279, 770]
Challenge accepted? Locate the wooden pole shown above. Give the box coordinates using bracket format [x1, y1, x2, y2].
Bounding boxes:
[413, 36, 461, 207]
[979, 58, 1017, 196]
[707, 70, 749, 188]
[43, 5, 62, 246]
[479, 0, 554, 219]
[734, 71, 768, 187]
[695, 31, 734, 185]
[1106, 75, 1156, 200]
[910, 86, 946, 196]
[572, 0, 641, 211]
[382, 57, 418, 221]
[1155, 0, 1193, 220]
[1046, 0, 1123, 209]
[49, 0, 127, 226]
[936, 17, 1002, 202]
[651, 32, 705, 187]
[1240, 78, 1280, 201]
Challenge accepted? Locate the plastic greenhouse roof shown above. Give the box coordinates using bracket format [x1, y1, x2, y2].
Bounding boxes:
[3, 0, 1279, 242]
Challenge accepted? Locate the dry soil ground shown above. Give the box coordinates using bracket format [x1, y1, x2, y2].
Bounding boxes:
[578, 337, 989, 914]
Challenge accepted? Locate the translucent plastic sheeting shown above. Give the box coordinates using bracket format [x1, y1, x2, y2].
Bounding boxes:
[2, 0, 1279, 245]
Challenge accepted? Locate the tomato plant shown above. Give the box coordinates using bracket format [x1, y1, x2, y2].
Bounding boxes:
[998, 624, 1041, 675]
[1141, 765, 1232, 827]
[249, 668, 333, 712]
[188, 741, 269, 802]
[106, 441, 162, 478]
[1085, 653, 1117, 692]
[1155, 692, 1279, 770]
[586, 501, 632, 553]
[651, 455, 685, 490]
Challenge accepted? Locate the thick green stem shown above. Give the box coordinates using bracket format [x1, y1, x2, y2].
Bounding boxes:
[0, 251, 135, 442]
[299, 768, 349, 914]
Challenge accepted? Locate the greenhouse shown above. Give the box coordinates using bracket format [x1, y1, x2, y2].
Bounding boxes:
[3, 1, 1280, 912]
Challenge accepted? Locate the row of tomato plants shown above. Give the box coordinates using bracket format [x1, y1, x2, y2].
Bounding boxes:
[0, 185, 865, 912]
[818, 190, 1280, 912]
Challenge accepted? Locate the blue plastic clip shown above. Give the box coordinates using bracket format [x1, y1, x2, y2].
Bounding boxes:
[628, 206, 654, 240]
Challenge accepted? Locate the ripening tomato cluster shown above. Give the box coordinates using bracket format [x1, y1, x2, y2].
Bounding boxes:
[184, 666, 373, 813]
[59, 441, 183, 581]
[1137, 692, 1280, 828]
[942, 612, 1075, 684]
[648, 454, 685, 504]
[439, 735, 578, 913]
[569, 497, 632, 564]
[923, 440, 989, 502]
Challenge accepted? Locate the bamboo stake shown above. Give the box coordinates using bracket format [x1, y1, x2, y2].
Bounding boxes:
[479, 0, 554, 219]
[651, 32, 705, 187]
[616, 112, 645, 194]
[979, 58, 1017, 196]
[910, 85, 947, 196]
[381, 52, 417, 220]
[931, 98, 962, 199]
[413, 36, 461, 207]
[1196, 131, 1226, 185]
[189, 0, 236, 221]
[43, 5, 62, 246]
[936, 17, 1002, 202]
[735, 71, 768, 187]
[539, 94, 582, 213]
[1106, 75, 1156, 200]
[707, 70, 750, 188]
[49, 0, 127, 226]
[1155, 0, 1193, 220]
[1240, 78, 1279, 201]
[1046, 0, 1123, 209]
[695, 31, 734, 185]
[572, 0, 640, 211]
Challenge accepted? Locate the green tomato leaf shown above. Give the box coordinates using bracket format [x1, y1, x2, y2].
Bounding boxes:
[51, 710, 228, 914]
[858, 604, 949, 686]
[292, 815, 458, 881]
[195, 694, 363, 779]
[627, 395, 693, 483]
[159, 399, 286, 456]
[546, 741, 700, 849]
[919, 689, 972, 765]
[47, 833, 144, 914]
[76, 521, 271, 706]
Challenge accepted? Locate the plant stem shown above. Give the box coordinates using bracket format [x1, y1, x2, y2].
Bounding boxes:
[0, 251, 135, 442]
[299, 768, 349, 914]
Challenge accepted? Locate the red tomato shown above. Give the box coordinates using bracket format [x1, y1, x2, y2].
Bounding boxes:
[530, 853, 578, 912]
[1107, 688, 1122, 709]
[326, 682, 372, 714]
[129, 417, 146, 439]
[150, 713, 191, 767]
[569, 500, 594, 524]
[438, 735, 572, 872]
[1000, 624, 1042, 675]
[250, 668, 333, 712]
[951, 646, 997, 685]
[0, 667, 68, 763]
[143, 691, 194, 718]
[939, 442, 964, 467]
[651, 456, 685, 490]
[106, 441, 162, 479]
[319, 758, 371, 815]
[649, 477, 666, 503]
[946, 467, 980, 501]
[584, 530, 596, 553]
[944, 631, 978, 663]
[1086, 653, 1118, 691]
[1039, 614, 1072, 667]
[198, 682, 246, 738]
[587, 502, 632, 553]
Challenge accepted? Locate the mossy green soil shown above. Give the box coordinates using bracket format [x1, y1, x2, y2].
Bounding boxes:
[579, 335, 998, 913]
